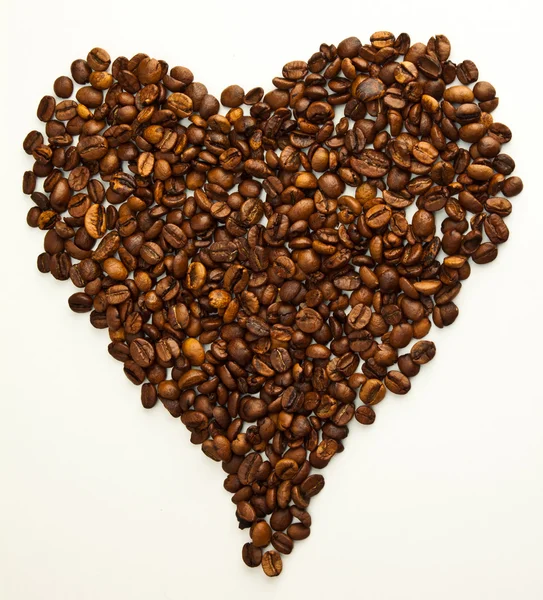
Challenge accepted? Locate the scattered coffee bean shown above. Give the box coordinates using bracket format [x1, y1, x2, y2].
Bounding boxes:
[262, 550, 282, 577]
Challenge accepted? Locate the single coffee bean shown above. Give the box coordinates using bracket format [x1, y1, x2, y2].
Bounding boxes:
[397, 355, 420, 378]
[261, 551, 282, 577]
[242, 543, 262, 567]
[384, 371, 411, 395]
[359, 379, 386, 405]
[23, 171, 37, 195]
[71, 59, 92, 84]
[87, 47, 111, 71]
[141, 383, 158, 409]
[84, 204, 107, 239]
[54, 76, 74, 98]
[68, 292, 93, 313]
[355, 405, 376, 425]
[271, 532, 293, 554]
[250, 521, 272, 547]
[287, 523, 310, 541]
[37, 96, 56, 122]
[410, 340, 436, 365]
[502, 176, 523, 197]
[220, 85, 245, 108]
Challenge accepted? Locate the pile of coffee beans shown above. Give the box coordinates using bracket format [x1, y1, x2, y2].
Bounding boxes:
[22, 32, 522, 576]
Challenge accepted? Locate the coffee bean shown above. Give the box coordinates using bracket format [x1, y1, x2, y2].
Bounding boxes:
[238, 453, 262, 486]
[141, 383, 158, 409]
[359, 379, 386, 405]
[502, 176, 523, 197]
[242, 543, 262, 567]
[220, 85, 244, 108]
[484, 214, 509, 244]
[300, 474, 325, 498]
[23, 171, 37, 195]
[37, 96, 56, 122]
[87, 47, 111, 71]
[271, 532, 293, 554]
[54, 76, 74, 98]
[348, 304, 372, 329]
[473, 81, 496, 102]
[182, 338, 205, 365]
[275, 458, 299, 480]
[384, 371, 411, 395]
[410, 340, 436, 365]
[71, 59, 92, 84]
[130, 338, 155, 368]
[473, 242, 498, 264]
[77, 135, 109, 161]
[397, 355, 420, 378]
[84, 204, 106, 239]
[296, 307, 323, 333]
[250, 521, 272, 547]
[287, 523, 310, 541]
[261, 550, 282, 577]
[68, 292, 93, 313]
[355, 405, 376, 425]
[457, 60, 479, 84]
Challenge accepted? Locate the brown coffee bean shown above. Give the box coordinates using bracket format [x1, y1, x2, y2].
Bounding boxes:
[262, 550, 282, 577]
[37, 96, 56, 122]
[221, 85, 245, 108]
[68, 292, 93, 313]
[296, 307, 323, 334]
[271, 532, 293, 554]
[457, 60, 479, 84]
[182, 338, 205, 366]
[84, 204, 107, 239]
[484, 214, 509, 244]
[251, 521, 272, 548]
[473, 242, 498, 264]
[54, 76, 74, 98]
[359, 379, 386, 405]
[384, 371, 411, 395]
[87, 47, 111, 71]
[275, 458, 299, 480]
[410, 340, 436, 365]
[242, 543, 262, 567]
[141, 383, 158, 409]
[502, 176, 523, 197]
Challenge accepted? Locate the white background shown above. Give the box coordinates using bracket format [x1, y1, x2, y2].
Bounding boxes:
[1, 1, 542, 598]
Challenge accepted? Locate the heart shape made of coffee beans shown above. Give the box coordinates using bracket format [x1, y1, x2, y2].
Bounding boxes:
[22, 32, 523, 577]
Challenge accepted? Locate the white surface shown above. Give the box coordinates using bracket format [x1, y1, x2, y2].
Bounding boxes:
[1, 1, 542, 598]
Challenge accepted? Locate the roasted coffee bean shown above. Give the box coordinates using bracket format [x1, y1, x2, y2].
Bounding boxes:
[54, 76, 74, 98]
[502, 176, 523, 197]
[141, 383, 158, 409]
[221, 85, 244, 108]
[68, 292, 93, 313]
[242, 543, 262, 567]
[287, 523, 310, 541]
[355, 405, 376, 425]
[261, 551, 282, 577]
[397, 354, 420, 378]
[271, 532, 293, 554]
[384, 371, 411, 394]
[37, 96, 56, 122]
[250, 521, 272, 547]
[22, 37, 521, 577]
[410, 340, 436, 364]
